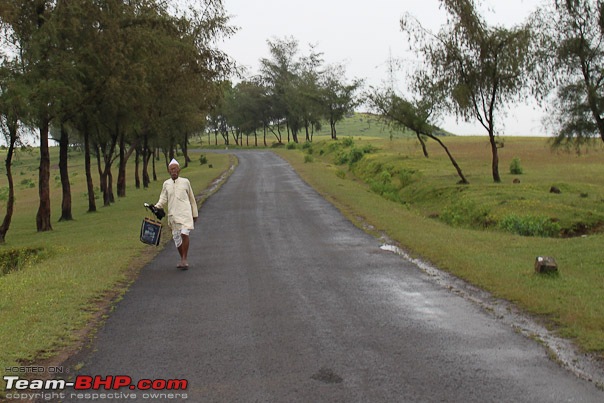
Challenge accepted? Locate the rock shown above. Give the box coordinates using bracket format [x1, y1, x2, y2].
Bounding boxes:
[535, 256, 558, 274]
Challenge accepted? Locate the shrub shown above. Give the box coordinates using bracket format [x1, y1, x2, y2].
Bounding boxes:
[368, 171, 401, 202]
[20, 179, 35, 188]
[0, 247, 45, 276]
[398, 168, 418, 188]
[510, 157, 523, 175]
[334, 151, 349, 165]
[498, 214, 561, 237]
[348, 147, 365, 166]
[286, 142, 297, 150]
[304, 155, 314, 163]
[441, 199, 492, 229]
[341, 137, 354, 147]
[361, 144, 377, 154]
[199, 154, 208, 165]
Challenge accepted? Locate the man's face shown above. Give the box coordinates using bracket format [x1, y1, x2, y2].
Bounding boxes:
[169, 164, 180, 180]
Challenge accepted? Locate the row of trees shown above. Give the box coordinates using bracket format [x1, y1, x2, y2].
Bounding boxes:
[206, 37, 363, 147]
[0, 0, 234, 242]
[1, 0, 603, 241]
[369, 0, 604, 184]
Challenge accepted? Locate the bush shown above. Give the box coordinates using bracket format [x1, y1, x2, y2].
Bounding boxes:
[498, 214, 561, 237]
[334, 151, 349, 165]
[348, 147, 365, 166]
[286, 142, 297, 150]
[199, 154, 208, 165]
[20, 179, 35, 188]
[510, 157, 523, 175]
[441, 199, 492, 229]
[0, 247, 45, 276]
[368, 171, 401, 202]
[304, 155, 314, 163]
[341, 137, 354, 147]
[398, 168, 418, 188]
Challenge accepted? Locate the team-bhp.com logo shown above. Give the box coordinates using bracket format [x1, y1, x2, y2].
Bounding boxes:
[4, 375, 188, 400]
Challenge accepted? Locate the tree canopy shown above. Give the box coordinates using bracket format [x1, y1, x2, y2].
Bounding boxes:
[0, 0, 235, 237]
[401, 0, 534, 182]
[531, 0, 604, 151]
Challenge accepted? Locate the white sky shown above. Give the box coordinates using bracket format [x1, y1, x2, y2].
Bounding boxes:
[220, 0, 547, 136]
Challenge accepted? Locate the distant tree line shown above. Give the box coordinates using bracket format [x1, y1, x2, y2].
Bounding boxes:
[206, 37, 363, 147]
[0, 0, 234, 241]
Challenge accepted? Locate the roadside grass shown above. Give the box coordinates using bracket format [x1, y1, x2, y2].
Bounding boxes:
[275, 135, 604, 357]
[0, 149, 232, 394]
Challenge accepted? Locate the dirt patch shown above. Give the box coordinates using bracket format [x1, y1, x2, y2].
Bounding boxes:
[560, 221, 604, 238]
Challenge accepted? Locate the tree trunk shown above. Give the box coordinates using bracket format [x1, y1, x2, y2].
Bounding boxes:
[58, 123, 73, 221]
[116, 140, 136, 197]
[36, 119, 52, 232]
[181, 132, 189, 168]
[99, 129, 118, 204]
[135, 148, 141, 189]
[142, 135, 151, 188]
[416, 132, 429, 158]
[95, 145, 106, 203]
[330, 118, 337, 140]
[152, 148, 158, 182]
[84, 126, 96, 213]
[0, 125, 17, 244]
[425, 131, 469, 185]
[488, 132, 501, 183]
[107, 168, 115, 204]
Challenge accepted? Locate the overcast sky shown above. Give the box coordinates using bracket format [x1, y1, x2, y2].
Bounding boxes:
[220, 0, 547, 136]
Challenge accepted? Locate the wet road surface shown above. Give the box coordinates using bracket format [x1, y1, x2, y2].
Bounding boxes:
[64, 151, 604, 402]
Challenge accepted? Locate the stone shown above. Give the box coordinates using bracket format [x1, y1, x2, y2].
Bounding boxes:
[535, 256, 558, 274]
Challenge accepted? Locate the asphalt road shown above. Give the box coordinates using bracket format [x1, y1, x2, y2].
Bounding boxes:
[62, 151, 604, 402]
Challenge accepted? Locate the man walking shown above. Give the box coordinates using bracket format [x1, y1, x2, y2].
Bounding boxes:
[154, 158, 198, 269]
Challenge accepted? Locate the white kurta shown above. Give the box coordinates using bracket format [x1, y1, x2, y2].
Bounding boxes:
[155, 177, 198, 230]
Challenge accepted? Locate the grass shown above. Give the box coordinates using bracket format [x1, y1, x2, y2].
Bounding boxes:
[275, 135, 604, 357]
[0, 148, 233, 395]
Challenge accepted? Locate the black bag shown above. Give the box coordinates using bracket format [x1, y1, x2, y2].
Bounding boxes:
[140, 217, 162, 246]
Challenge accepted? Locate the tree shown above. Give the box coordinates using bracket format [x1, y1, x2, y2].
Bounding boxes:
[531, 0, 604, 150]
[229, 81, 265, 145]
[320, 64, 363, 140]
[260, 37, 300, 143]
[3, 0, 58, 231]
[401, 0, 534, 182]
[0, 67, 27, 243]
[368, 89, 469, 184]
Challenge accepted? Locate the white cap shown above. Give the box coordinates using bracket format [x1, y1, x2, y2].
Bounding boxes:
[169, 158, 179, 167]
